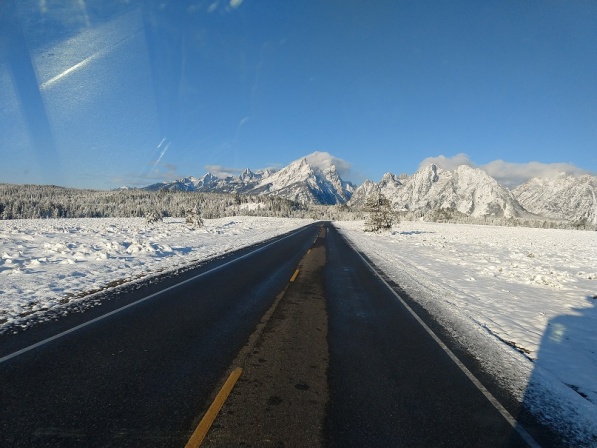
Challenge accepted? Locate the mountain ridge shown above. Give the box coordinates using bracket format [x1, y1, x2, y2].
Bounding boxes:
[140, 153, 596, 224]
[513, 173, 597, 225]
[144, 153, 356, 205]
[348, 164, 532, 218]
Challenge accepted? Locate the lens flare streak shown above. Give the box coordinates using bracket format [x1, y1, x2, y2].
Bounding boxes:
[39, 31, 139, 91]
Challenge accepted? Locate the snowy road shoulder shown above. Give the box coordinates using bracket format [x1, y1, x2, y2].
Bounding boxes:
[0, 217, 312, 333]
[334, 220, 597, 446]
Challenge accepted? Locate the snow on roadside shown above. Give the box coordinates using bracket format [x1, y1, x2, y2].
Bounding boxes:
[0, 217, 311, 333]
[334, 220, 597, 445]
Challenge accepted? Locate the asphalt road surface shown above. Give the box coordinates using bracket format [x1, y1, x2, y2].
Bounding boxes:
[0, 224, 318, 447]
[1, 222, 542, 447]
[323, 225, 535, 448]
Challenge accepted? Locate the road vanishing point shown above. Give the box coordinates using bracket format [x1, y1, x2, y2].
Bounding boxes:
[1, 222, 549, 447]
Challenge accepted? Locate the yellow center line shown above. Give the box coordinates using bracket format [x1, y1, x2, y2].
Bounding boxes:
[290, 269, 300, 282]
[185, 367, 243, 448]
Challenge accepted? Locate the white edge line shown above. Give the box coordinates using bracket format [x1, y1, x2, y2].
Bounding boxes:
[340, 231, 541, 448]
[0, 225, 313, 364]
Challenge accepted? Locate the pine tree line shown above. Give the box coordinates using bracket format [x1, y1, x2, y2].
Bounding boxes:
[0, 184, 308, 220]
[394, 208, 594, 230]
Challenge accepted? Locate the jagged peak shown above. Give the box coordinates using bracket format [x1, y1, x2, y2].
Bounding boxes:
[259, 168, 275, 178]
[415, 163, 441, 182]
[201, 172, 219, 181]
[239, 168, 255, 180]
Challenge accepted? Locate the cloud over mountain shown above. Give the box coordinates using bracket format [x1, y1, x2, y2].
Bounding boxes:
[419, 154, 474, 172]
[204, 165, 246, 178]
[419, 153, 592, 188]
[481, 160, 593, 188]
[305, 151, 352, 179]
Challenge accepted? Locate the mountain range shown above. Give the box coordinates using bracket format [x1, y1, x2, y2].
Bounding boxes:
[142, 152, 597, 225]
[144, 152, 356, 205]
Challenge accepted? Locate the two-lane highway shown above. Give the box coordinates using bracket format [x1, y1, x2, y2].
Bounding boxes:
[1, 222, 542, 447]
[0, 223, 320, 447]
[201, 224, 537, 447]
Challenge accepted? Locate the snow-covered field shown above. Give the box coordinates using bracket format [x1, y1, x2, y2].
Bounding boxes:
[2, 216, 596, 443]
[335, 220, 597, 445]
[0, 217, 311, 332]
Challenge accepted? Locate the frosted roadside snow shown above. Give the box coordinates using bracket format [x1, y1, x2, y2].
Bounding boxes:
[334, 220, 597, 446]
[0, 216, 311, 333]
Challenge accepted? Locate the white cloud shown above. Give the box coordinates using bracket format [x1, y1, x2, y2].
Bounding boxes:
[418, 153, 593, 187]
[418, 153, 474, 171]
[204, 164, 245, 178]
[207, 0, 243, 13]
[481, 160, 592, 188]
[305, 151, 352, 178]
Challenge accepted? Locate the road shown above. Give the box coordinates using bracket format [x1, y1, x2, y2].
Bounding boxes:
[323, 225, 534, 447]
[1, 222, 540, 447]
[0, 224, 317, 447]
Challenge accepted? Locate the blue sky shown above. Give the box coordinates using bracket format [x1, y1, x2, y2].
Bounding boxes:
[1, 0, 595, 189]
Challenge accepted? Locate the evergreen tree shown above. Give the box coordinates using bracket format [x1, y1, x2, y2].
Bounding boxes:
[185, 204, 204, 228]
[363, 190, 395, 232]
[145, 209, 163, 225]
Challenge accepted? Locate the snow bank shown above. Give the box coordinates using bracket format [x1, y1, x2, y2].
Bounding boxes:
[334, 220, 597, 445]
[0, 217, 311, 333]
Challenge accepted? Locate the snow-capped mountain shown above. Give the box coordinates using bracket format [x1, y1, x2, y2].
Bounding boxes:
[142, 173, 220, 192]
[248, 157, 355, 204]
[347, 179, 378, 206]
[513, 173, 597, 225]
[349, 173, 405, 207]
[143, 152, 355, 205]
[144, 169, 269, 194]
[143, 176, 206, 192]
[351, 164, 528, 218]
[140, 154, 595, 223]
